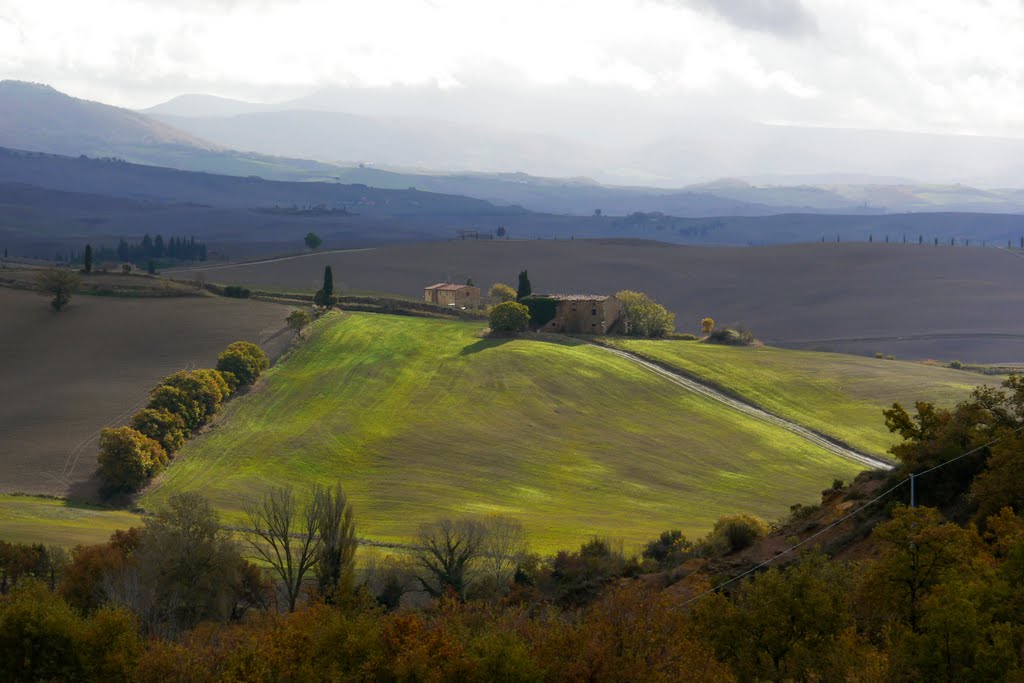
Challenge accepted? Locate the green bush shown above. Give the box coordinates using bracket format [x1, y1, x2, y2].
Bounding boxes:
[148, 385, 203, 431]
[223, 285, 250, 298]
[642, 530, 696, 567]
[215, 341, 269, 386]
[705, 327, 755, 346]
[950, 360, 963, 369]
[130, 408, 187, 454]
[489, 301, 530, 334]
[97, 427, 167, 493]
[705, 513, 769, 555]
[160, 370, 229, 425]
[488, 283, 517, 304]
[615, 290, 675, 337]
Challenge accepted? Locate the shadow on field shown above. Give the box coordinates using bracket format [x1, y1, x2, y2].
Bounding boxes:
[459, 337, 513, 356]
[65, 473, 106, 506]
[459, 332, 590, 356]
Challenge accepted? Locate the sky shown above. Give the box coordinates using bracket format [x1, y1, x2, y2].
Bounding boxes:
[1, 0, 1023, 143]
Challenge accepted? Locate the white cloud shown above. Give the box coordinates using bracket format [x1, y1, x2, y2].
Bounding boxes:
[0, 0, 1022, 139]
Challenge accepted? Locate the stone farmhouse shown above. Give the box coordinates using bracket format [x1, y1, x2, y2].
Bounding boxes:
[424, 282, 481, 308]
[541, 294, 621, 334]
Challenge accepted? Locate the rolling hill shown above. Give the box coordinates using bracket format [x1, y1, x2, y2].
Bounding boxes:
[603, 339, 995, 456]
[0, 305, 999, 550]
[140, 311, 865, 551]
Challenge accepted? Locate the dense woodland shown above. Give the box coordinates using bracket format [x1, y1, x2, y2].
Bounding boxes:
[3, 375, 1024, 680]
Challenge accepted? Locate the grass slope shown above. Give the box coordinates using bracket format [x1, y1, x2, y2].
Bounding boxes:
[604, 339, 997, 456]
[142, 312, 861, 552]
[0, 495, 141, 546]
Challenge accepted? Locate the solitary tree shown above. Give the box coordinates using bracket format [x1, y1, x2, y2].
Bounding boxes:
[412, 517, 486, 599]
[489, 301, 530, 334]
[304, 232, 322, 250]
[313, 265, 335, 307]
[37, 268, 80, 312]
[286, 310, 312, 338]
[83, 245, 93, 274]
[701, 317, 715, 336]
[516, 270, 532, 300]
[496, 226, 506, 238]
[242, 486, 322, 612]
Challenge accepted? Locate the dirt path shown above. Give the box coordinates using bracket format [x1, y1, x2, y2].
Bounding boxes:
[596, 345, 894, 471]
[166, 247, 376, 274]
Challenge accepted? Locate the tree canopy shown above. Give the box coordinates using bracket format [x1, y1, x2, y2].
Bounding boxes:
[615, 290, 675, 337]
[304, 232, 323, 250]
[37, 268, 80, 312]
[489, 301, 530, 334]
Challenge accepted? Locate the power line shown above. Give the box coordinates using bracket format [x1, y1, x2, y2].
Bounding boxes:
[681, 478, 908, 606]
[681, 423, 1024, 606]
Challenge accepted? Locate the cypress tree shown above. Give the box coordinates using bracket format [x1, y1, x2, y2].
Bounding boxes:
[147, 259, 156, 275]
[84, 244, 93, 273]
[323, 265, 334, 297]
[517, 270, 532, 300]
[314, 265, 335, 306]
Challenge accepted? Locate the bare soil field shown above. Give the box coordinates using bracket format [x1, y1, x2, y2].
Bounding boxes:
[0, 288, 296, 497]
[170, 240, 1024, 363]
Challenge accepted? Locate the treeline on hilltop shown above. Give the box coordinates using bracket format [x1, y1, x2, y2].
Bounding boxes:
[5, 376, 1024, 680]
[61, 234, 208, 267]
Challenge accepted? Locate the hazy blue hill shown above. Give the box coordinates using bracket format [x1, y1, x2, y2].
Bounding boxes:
[0, 80, 215, 155]
[141, 93, 275, 118]
[151, 109, 608, 178]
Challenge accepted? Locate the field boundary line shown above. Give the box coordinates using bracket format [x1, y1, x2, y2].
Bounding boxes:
[594, 344, 893, 471]
[165, 247, 376, 274]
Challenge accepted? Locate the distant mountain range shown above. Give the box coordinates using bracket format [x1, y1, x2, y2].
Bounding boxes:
[143, 84, 1024, 189]
[4, 79, 1024, 219]
[3, 145, 1024, 266]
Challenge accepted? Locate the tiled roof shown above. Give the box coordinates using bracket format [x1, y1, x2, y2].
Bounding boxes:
[425, 283, 473, 291]
[542, 294, 612, 302]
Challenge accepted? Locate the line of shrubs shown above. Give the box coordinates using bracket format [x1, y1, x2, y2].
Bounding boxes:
[222, 285, 251, 299]
[97, 341, 269, 495]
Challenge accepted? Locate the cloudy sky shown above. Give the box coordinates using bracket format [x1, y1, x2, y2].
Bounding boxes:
[1, 0, 1022, 141]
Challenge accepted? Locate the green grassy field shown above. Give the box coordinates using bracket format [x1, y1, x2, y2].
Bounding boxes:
[0, 495, 142, 546]
[604, 338, 997, 456]
[139, 312, 864, 552]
